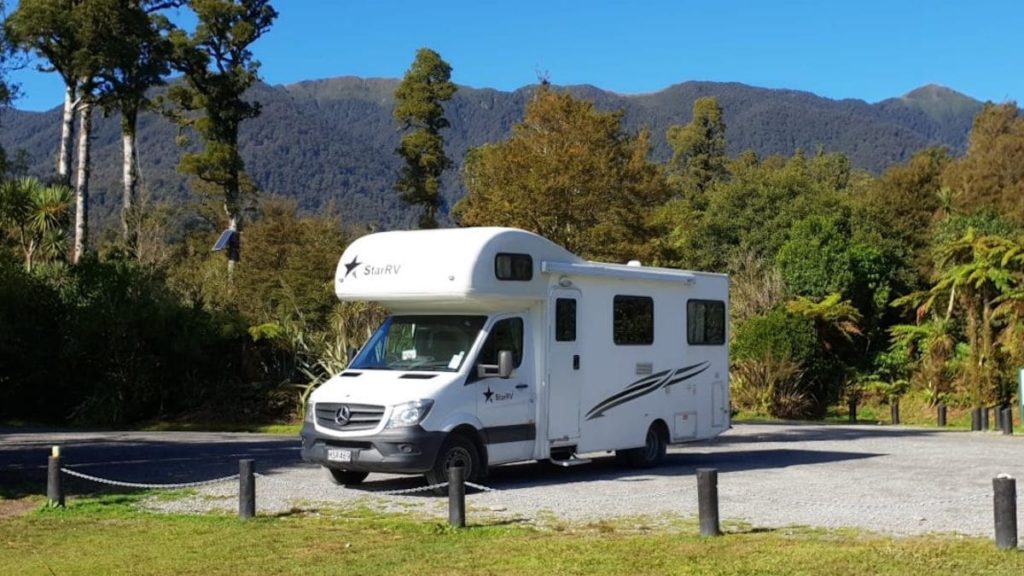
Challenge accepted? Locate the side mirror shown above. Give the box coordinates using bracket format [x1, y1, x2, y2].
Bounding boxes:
[498, 350, 513, 379]
[477, 350, 515, 379]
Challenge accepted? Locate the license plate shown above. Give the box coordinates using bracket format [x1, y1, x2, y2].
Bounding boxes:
[327, 448, 353, 463]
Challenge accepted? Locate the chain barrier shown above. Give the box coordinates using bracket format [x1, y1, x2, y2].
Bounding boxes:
[769, 493, 992, 512]
[61, 467, 240, 490]
[365, 482, 449, 496]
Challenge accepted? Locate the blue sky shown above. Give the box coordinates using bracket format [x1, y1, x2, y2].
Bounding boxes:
[8, 0, 1024, 111]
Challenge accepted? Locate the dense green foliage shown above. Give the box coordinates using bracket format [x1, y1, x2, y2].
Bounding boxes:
[454, 86, 669, 262]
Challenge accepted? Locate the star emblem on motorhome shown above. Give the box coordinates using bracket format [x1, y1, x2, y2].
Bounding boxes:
[483, 387, 495, 402]
[342, 256, 362, 280]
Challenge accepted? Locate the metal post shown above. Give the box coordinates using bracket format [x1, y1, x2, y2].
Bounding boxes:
[47, 446, 64, 508]
[848, 400, 857, 424]
[448, 465, 466, 528]
[993, 474, 1018, 550]
[239, 459, 255, 520]
[890, 402, 900, 425]
[697, 468, 721, 537]
[937, 405, 947, 427]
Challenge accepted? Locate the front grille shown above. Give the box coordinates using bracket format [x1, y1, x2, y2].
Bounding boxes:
[315, 402, 385, 432]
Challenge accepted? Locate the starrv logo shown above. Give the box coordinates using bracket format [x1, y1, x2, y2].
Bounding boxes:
[339, 255, 402, 283]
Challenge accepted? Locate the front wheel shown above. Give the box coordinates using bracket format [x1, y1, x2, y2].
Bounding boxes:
[620, 423, 667, 469]
[325, 467, 369, 486]
[424, 434, 479, 494]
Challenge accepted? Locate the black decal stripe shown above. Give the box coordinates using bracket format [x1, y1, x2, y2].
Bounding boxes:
[584, 373, 673, 420]
[663, 363, 711, 388]
[483, 424, 536, 445]
[585, 362, 712, 421]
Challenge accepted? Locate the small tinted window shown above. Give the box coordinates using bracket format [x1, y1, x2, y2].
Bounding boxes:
[687, 299, 726, 345]
[555, 298, 577, 342]
[495, 253, 533, 281]
[478, 318, 524, 368]
[613, 295, 653, 345]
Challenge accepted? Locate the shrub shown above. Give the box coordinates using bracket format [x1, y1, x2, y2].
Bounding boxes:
[730, 356, 805, 417]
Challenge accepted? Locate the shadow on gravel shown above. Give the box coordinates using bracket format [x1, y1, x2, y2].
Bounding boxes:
[346, 446, 881, 497]
[0, 430, 303, 499]
[707, 423, 947, 445]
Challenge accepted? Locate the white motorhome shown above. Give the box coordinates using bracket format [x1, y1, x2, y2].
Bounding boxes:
[301, 227, 729, 488]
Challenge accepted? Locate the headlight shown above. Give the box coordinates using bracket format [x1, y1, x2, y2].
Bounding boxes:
[304, 402, 315, 423]
[385, 399, 434, 429]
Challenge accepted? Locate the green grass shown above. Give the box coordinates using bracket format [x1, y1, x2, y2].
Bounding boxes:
[1, 495, 1021, 575]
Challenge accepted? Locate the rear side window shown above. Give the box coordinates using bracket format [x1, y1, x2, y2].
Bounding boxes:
[613, 295, 653, 345]
[495, 253, 533, 281]
[687, 299, 726, 345]
[555, 298, 577, 342]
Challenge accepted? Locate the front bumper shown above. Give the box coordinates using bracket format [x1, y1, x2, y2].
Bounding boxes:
[300, 421, 446, 474]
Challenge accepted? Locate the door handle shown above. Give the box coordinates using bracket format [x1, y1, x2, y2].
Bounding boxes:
[515, 384, 528, 389]
[573, 355, 580, 370]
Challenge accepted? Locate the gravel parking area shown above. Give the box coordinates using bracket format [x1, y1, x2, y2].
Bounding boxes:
[143, 423, 1023, 537]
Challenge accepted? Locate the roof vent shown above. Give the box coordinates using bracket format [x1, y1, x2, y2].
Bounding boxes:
[627, 260, 642, 267]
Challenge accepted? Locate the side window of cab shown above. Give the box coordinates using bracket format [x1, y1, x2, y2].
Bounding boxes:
[476, 318, 524, 371]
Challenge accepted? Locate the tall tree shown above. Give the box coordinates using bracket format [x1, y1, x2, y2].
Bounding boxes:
[163, 0, 277, 273]
[6, 0, 82, 186]
[86, 0, 176, 252]
[455, 86, 669, 262]
[665, 96, 727, 207]
[0, 0, 17, 111]
[393, 48, 456, 229]
[943, 102, 1024, 225]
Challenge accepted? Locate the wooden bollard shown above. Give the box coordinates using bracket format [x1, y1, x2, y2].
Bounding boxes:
[993, 474, 1018, 550]
[890, 402, 900, 425]
[982, 407, 990, 431]
[1001, 407, 1014, 436]
[239, 459, 255, 520]
[47, 446, 64, 507]
[697, 468, 721, 536]
[448, 465, 466, 528]
[937, 405, 947, 427]
[848, 400, 857, 424]
[972, 407, 982, 431]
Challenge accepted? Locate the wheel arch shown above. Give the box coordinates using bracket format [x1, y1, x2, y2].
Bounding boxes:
[449, 423, 489, 473]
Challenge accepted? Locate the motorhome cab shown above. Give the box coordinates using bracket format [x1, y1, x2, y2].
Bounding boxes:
[300, 227, 729, 488]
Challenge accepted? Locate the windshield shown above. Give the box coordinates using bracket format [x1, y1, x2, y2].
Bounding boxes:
[350, 315, 487, 372]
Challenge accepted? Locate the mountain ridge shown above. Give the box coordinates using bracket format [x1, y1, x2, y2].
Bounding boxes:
[0, 78, 985, 230]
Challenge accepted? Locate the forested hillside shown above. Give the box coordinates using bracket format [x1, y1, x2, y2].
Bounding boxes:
[0, 77, 982, 230]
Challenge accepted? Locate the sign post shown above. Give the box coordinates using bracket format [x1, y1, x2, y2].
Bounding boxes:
[1019, 368, 1023, 422]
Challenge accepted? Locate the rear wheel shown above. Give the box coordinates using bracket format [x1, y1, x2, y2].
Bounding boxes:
[325, 467, 369, 486]
[621, 423, 667, 468]
[424, 434, 479, 494]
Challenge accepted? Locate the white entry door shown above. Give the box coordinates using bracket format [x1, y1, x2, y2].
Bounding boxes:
[547, 289, 582, 442]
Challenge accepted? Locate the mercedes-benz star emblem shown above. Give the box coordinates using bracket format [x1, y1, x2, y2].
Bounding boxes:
[334, 405, 352, 426]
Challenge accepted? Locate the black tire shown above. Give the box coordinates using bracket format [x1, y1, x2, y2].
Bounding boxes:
[325, 467, 369, 486]
[424, 434, 479, 494]
[624, 423, 667, 469]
